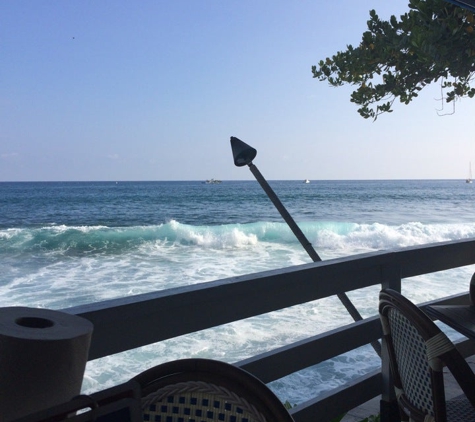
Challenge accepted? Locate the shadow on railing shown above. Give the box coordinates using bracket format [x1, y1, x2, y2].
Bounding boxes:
[63, 238, 475, 422]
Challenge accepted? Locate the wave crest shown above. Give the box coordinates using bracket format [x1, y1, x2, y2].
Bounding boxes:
[2, 220, 475, 256]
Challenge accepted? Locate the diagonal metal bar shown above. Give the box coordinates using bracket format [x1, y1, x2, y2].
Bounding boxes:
[248, 163, 381, 357]
[229, 136, 380, 356]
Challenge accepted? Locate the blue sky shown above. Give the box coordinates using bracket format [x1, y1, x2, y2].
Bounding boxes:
[1, 1, 474, 181]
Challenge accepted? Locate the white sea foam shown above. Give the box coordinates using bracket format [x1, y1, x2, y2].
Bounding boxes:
[310, 222, 475, 258]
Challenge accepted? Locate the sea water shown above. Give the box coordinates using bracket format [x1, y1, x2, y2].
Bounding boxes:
[1, 179, 475, 404]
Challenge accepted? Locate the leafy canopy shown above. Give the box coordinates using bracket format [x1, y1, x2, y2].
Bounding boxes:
[312, 0, 475, 119]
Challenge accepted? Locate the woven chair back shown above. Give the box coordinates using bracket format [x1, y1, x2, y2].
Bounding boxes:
[379, 289, 475, 422]
[380, 289, 450, 421]
[132, 358, 294, 422]
[387, 305, 437, 418]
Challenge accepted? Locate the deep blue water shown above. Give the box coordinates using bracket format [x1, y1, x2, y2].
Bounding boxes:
[2, 179, 475, 229]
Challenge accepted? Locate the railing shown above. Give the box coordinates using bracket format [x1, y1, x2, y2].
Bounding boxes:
[63, 238, 475, 422]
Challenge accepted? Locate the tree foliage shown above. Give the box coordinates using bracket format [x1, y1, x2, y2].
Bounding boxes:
[312, 0, 475, 119]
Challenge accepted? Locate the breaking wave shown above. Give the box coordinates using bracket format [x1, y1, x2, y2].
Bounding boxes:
[2, 220, 475, 256]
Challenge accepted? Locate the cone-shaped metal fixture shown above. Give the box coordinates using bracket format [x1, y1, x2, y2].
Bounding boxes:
[230, 136, 257, 167]
[228, 134, 381, 357]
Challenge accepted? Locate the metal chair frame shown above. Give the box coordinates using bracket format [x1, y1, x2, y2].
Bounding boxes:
[379, 288, 475, 421]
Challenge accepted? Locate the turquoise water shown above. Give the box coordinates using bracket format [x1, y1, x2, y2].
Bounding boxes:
[1, 179, 475, 402]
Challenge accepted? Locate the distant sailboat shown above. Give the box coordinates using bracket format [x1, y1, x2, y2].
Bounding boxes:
[466, 162, 473, 184]
[304, 179, 310, 184]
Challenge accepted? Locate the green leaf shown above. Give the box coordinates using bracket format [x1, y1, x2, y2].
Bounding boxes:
[311, 0, 475, 120]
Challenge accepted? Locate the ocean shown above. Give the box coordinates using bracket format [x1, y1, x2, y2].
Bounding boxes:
[1, 179, 475, 404]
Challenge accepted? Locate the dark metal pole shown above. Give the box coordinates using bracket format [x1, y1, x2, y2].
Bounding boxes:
[248, 163, 321, 262]
[230, 137, 381, 356]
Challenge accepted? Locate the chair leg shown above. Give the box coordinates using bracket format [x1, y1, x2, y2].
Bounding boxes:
[380, 398, 403, 422]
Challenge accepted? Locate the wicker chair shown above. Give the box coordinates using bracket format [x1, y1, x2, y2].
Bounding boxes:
[379, 289, 475, 422]
[132, 358, 294, 422]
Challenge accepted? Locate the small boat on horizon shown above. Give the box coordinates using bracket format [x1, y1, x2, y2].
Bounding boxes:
[206, 178, 222, 184]
[304, 179, 310, 184]
[466, 162, 472, 184]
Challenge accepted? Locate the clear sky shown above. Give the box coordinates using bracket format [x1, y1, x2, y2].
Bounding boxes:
[1, 1, 474, 181]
